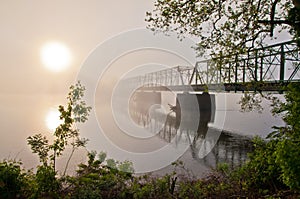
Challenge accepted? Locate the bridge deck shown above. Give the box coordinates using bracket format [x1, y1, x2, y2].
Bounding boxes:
[138, 81, 295, 92]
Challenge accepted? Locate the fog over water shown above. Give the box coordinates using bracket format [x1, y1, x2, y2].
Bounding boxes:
[0, 85, 284, 175]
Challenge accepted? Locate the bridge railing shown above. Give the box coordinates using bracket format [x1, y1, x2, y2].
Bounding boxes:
[194, 40, 300, 85]
[124, 40, 299, 91]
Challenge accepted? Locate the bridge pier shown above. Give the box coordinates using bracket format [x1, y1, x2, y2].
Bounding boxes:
[175, 92, 215, 133]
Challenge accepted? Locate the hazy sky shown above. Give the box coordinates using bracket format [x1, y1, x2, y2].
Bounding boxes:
[0, 1, 153, 94]
[0, 1, 285, 172]
[0, 0, 154, 165]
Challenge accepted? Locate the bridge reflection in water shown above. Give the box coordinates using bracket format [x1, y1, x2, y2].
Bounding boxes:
[129, 91, 253, 169]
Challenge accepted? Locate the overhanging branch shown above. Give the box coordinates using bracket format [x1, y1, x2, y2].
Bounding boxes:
[258, 20, 294, 26]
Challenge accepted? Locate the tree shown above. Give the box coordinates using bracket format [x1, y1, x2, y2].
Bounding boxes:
[146, 0, 300, 58]
[270, 83, 300, 190]
[234, 83, 300, 192]
[27, 81, 91, 175]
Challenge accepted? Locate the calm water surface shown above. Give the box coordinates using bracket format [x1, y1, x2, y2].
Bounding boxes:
[128, 92, 254, 176]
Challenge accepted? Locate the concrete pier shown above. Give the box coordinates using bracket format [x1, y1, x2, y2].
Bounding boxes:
[176, 92, 216, 132]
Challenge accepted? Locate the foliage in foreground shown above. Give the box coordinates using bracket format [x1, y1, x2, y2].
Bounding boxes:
[1, 156, 299, 199]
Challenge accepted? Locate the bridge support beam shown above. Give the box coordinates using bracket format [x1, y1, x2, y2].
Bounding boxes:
[280, 44, 285, 82]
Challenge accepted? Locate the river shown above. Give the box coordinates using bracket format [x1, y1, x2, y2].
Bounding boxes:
[127, 91, 254, 176]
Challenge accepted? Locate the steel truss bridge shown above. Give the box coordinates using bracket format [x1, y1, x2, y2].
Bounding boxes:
[126, 40, 300, 92]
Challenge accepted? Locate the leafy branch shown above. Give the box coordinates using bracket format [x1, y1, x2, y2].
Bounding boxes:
[27, 81, 91, 175]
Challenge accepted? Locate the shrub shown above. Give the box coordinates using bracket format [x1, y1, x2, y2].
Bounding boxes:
[0, 160, 33, 198]
[33, 165, 60, 198]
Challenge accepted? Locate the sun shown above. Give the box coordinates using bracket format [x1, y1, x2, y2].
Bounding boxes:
[45, 109, 62, 131]
[41, 41, 72, 72]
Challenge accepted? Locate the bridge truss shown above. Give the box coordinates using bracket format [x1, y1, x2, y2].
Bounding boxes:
[126, 40, 300, 92]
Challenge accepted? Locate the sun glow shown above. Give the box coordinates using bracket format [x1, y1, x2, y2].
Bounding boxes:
[41, 41, 72, 72]
[46, 109, 62, 131]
